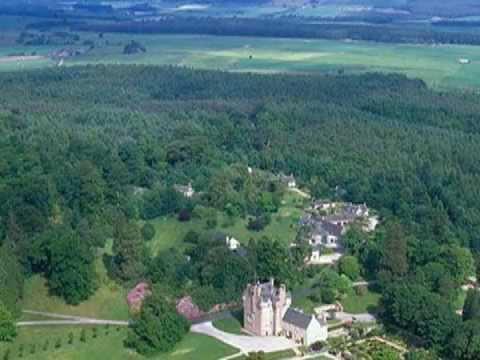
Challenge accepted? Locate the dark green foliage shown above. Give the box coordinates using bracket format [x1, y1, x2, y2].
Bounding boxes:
[142, 187, 184, 220]
[80, 329, 86, 343]
[1, 66, 480, 356]
[338, 256, 361, 281]
[2, 349, 10, 360]
[45, 225, 97, 305]
[405, 349, 438, 360]
[462, 289, 480, 321]
[112, 217, 146, 283]
[68, 332, 74, 344]
[54, 338, 61, 349]
[148, 249, 189, 289]
[381, 281, 460, 348]
[125, 293, 190, 355]
[0, 301, 16, 342]
[0, 244, 24, 315]
[447, 320, 480, 360]
[247, 214, 271, 232]
[141, 223, 156, 242]
[381, 222, 409, 278]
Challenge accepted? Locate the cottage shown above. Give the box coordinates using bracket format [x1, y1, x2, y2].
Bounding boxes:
[226, 236, 240, 250]
[282, 308, 328, 345]
[279, 173, 297, 188]
[312, 200, 339, 212]
[174, 182, 195, 198]
[459, 58, 471, 64]
[310, 220, 344, 249]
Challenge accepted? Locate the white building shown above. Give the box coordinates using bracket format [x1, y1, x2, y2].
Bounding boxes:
[174, 182, 195, 198]
[226, 236, 240, 251]
[282, 308, 328, 346]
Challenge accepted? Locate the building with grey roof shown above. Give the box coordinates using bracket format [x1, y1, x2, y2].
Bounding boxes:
[243, 279, 328, 345]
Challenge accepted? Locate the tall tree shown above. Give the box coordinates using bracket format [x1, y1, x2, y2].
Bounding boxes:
[46, 226, 97, 305]
[125, 292, 190, 355]
[0, 301, 16, 342]
[463, 289, 480, 321]
[448, 320, 480, 360]
[112, 216, 145, 282]
[381, 222, 409, 277]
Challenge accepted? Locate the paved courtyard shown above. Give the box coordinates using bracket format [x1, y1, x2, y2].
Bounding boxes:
[191, 321, 297, 353]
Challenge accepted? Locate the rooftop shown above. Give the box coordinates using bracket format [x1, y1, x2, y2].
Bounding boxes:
[283, 308, 318, 329]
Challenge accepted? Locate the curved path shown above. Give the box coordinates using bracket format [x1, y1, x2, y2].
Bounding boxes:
[191, 321, 297, 353]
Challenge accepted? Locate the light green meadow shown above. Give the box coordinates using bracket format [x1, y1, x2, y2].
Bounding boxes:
[1, 31, 480, 89]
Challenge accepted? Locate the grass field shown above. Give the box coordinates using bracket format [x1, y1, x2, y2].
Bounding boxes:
[212, 317, 244, 335]
[341, 289, 381, 314]
[1, 30, 480, 90]
[148, 190, 306, 255]
[0, 327, 238, 360]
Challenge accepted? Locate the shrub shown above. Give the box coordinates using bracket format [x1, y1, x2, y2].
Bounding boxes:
[178, 208, 192, 222]
[141, 223, 156, 241]
[80, 329, 86, 343]
[355, 285, 368, 296]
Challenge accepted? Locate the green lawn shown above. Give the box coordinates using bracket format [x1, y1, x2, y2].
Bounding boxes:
[148, 190, 306, 255]
[21, 242, 129, 321]
[2, 28, 480, 89]
[212, 317, 244, 335]
[0, 327, 238, 360]
[341, 289, 381, 314]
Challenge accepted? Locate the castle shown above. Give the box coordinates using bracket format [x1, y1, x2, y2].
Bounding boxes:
[243, 279, 328, 345]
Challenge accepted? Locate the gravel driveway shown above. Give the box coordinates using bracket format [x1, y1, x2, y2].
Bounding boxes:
[191, 321, 297, 353]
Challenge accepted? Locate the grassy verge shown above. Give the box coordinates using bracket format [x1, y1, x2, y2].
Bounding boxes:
[212, 317, 244, 335]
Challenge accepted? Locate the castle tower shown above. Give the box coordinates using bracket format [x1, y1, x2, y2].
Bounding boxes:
[242, 279, 291, 336]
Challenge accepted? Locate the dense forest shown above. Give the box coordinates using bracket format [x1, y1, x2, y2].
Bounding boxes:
[2, 66, 480, 356]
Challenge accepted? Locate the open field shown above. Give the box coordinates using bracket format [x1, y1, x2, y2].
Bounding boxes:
[148, 190, 306, 255]
[1, 30, 480, 89]
[341, 289, 381, 314]
[0, 326, 238, 360]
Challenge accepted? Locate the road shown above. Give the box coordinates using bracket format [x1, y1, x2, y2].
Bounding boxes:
[191, 321, 297, 353]
[17, 310, 129, 327]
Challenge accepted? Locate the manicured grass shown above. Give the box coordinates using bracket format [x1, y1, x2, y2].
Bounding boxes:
[0, 327, 238, 360]
[148, 191, 306, 255]
[1, 30, 479, 89]
[341, 289, 381, 314]
[263, 349, 297, 359]
[213, 317, 244, 335]
[21, 243, 129, 321]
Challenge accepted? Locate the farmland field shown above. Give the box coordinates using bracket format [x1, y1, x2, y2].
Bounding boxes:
[1, 30, 480, 89]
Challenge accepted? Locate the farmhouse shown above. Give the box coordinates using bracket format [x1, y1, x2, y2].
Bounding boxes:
[243, 279, 328, 345]
[279, 173, 297, 188]
[174, 182, 195, 198]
